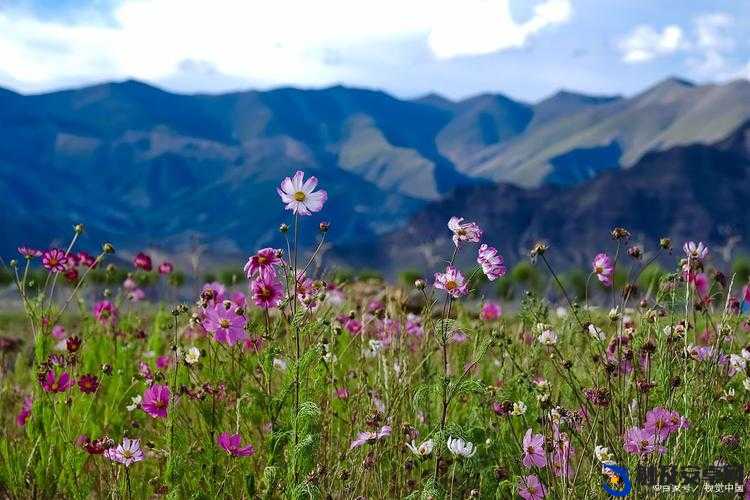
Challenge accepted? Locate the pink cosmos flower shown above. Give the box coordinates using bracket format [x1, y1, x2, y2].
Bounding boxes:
[123, 277, 137, 291]
[141, 384, 170, 419]
[243, 248, 282, 278]
[480, 302, 502, 321]
[243, 335, 265, 353]
[683, 241, 708, 261]
[518, 475, 547, 500]
[434, 266, 468, 298]
[277, 170, 327, 216]
[251, 273, 284, 309]
[623, 427, 665, 456]
[202, 303, 247, 346]
[158, 262, 173, 274]
[201, 282, 226, 304]
[40, 371, 73, 393]
[592, 253, 614, 287]
[52, 325, 66, 340]
[448, 217, 483, 247]
[477, 244, 506, 280]
[104, 438, 144, 467]
[133, 252, 152, 271]
[217, 432, 255, 457]
[335, 387, 349, 399]
[344, 318, 362, 335]
[156, 355, 171, 370]
[644, 407, 678, 440]
[16, 397, 32, 427]
[92, 300, 118, 325]
[77, 251, 97, 268]
[693, 273, 709, 301]
[18, 246, 42, 259]
[350, 425, 391, 449]
[128, 288, 145, 302]
[138, 361, 153, 381]
[42, 248, 68, 272]
[522, 429, 547, 468]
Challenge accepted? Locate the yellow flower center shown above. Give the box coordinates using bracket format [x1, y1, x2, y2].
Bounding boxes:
[122, 449, 134, 459]
[219, 318, 231, 329]
[294, 191, 306, 202]
[595, 266, 603, 274]
[445, 281, 457, 290]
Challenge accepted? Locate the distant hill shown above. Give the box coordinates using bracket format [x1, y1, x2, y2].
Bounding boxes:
[0, 77, 748, 271]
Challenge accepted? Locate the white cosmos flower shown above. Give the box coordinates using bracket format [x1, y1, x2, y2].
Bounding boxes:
[273, 358, 287, 371]
[595, 445, 613, 462]
[588, 324, 606, 341]
[277, 170, 327, 216]
[511, 401, 527, 416]
[446, 436, 476, 458]
[537, 329, 557, 346]
[126, 395, 142, 412]
[406, 439, 434, 457]
[323, 352, 337, 364]
[185, 346, 201, 365]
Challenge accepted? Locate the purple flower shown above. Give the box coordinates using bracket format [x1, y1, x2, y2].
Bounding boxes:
[251, 273, 284, 309]
[92, 300, 118, 326]
[522, 429, 547, 468]
[518, 475, 547, 500]
[592, 253, 614, 287]
[104, 438, 144, 467]
[480, 302, 502, 321]
[42, 248, 68, 273]
[158, 261, 173, 274]
[217, 432, 255, 457]
[683, 241, 708, 261]
[141, 384, 170, 419]
[623, 427, 665, 456]
[40, 371, 73, 393]
[350, 425, 391, 449]
[16, 397, 32, 427]
[52, 325, 66, 340]
[202, 303, 247, 346]
[643, 407, 687, 440]
[18, 246, 42, 259]
[277, 170, 327, 215]
[434, 266, 468, 298]
[477, 244, 506, 280]
[448, 217, 482, 247]
[133, 252, 152, 271]
[244, 248, 282, 278]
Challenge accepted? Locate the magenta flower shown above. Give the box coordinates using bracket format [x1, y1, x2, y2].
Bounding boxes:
[683, 241, 708, 261]
[77, 251, 97, 268]
[243, 248, 282, 278]
[40, 371, 73, 393]
[592, 253, 614, 287]
[217, 432, 255, 457]
[141, 384, 170, 419]
[92, 300, 118, 325]
[623, 427, 665, 456]
[335, 387, 349, 399]
[277, 170, 327, 216]
[344, 318, 362, 335]
[448, 217, 483, 247]
[158, 261, 173, 274]
[643, 407, 683, 440]
[133, 252, 152, 271]
[18, 246, 42, 259]
[202, 303, 247, 346]
[104, 438, 144, 467]
[522, 429, 547, 468]
[518, 475, 547, 500]
[202, 281, 226, 304]
[52, 324, 66, 340]
[434, 266, 468, 298]
[77, 374, 100, 394]
[480, 302, 502, 321]
[16, 397, 32, 427]
[350, 425, 391, 449]
[477, 244, 506, 280]
[251, 273, 284, 309]
[693, 273, 709, 300]
[42, 248, 69, 272]
[156, 355, 171, 370]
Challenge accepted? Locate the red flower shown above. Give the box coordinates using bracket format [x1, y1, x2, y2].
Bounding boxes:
[78, 374, 100, 393]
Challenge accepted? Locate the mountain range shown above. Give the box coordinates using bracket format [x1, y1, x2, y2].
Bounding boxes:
[1, 77, 749, 274]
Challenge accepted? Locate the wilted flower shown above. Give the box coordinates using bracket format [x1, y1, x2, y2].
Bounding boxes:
[104, 438, 144, 467]
[448, 217, 483, 247]
[592, 253, 614, 287]
[477, 244, 506, 280]
[406, 439, 434, 457]
[447, 436, 476, 458]
[126, 395, 142, 412]
[277, 170, 327, 215]
[42, 248, 69, 272]
[141, 384, 170, 419]
[434, 266, 468, 298]
[217, 432, 255, 457]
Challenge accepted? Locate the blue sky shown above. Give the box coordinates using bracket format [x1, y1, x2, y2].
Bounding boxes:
[1, 0, 749, 102]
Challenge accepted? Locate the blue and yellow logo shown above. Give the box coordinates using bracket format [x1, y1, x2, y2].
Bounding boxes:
[602, 464, 632, 497]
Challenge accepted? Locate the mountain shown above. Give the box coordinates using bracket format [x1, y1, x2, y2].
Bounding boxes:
[0, 77, 748, 269]
[352, 120, 750, 272]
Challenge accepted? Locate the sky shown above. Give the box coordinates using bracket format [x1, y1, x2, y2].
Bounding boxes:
[0, 0, 749, 102]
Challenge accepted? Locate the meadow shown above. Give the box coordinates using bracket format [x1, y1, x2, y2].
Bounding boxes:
[1, 170, 750, 499]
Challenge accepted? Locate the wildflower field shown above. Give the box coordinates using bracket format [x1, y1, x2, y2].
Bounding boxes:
[2, 170, 750, 499]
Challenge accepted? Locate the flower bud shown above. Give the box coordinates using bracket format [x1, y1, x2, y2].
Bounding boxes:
[659, 237, 671, 250]
[74, 223, 85, 235]
[414, 279, 426, 290]
[319, 221, 330, 233]
[102, 242, 115, 254]
[279, 223, 289, 234]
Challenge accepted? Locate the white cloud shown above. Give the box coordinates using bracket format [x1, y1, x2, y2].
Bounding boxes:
[618, 24, 685, 63]
[428, 0, 572, 59]
[0, 0, 573, 92]
[689, 12, 733, 73]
